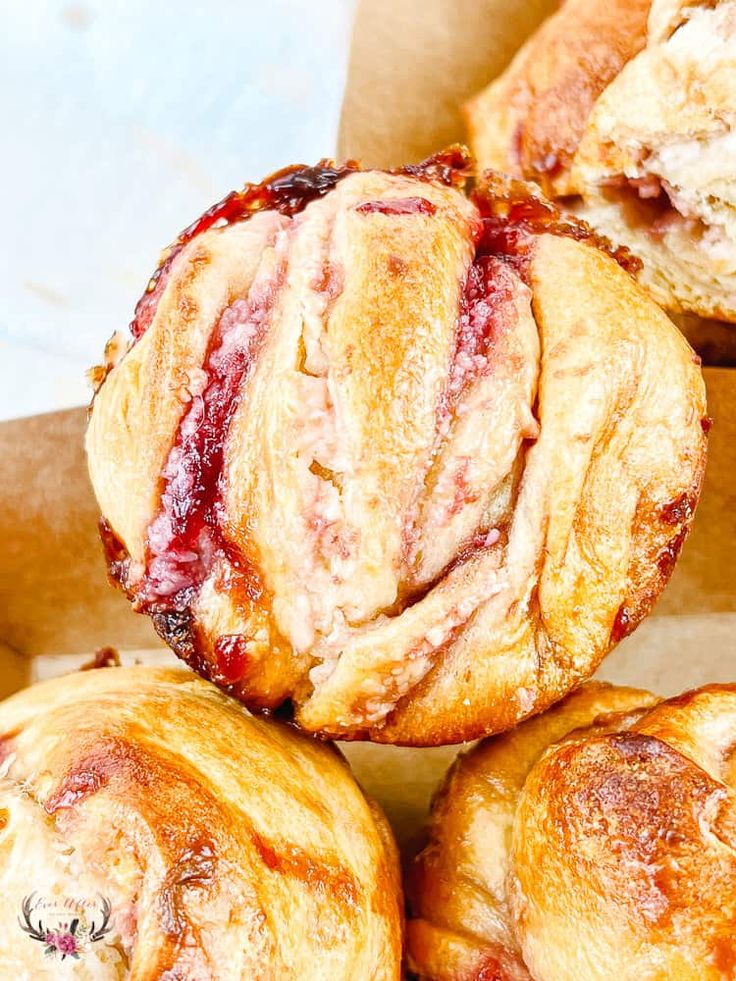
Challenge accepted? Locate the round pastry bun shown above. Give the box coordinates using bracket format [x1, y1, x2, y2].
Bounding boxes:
[465, 0, 736, 323]
[87, 148, 706, 745]
[0, 666, 402, 978]
[407, 681, 736, 980]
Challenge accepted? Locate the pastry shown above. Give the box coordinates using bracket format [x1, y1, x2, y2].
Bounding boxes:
[407, 681, 736, 980]
[465, 0, 736, 322]
[87, 149, 707, 745]
[0, 666, 402, 978]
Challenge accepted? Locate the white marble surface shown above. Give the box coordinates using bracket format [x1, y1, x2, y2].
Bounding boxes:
[1, 0, 354, 420]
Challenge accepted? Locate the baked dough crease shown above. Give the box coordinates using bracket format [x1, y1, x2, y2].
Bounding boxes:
[465, 0, 736, 322]
[87, 149, 707, 745]
[0, 666, 402, 979]
[407, 681, 736, 980]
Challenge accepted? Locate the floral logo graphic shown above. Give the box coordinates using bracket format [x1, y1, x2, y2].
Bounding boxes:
[18, 893, 113, 961]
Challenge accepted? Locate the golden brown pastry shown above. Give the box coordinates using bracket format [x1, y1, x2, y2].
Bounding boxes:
[0, 666, 402, 978]
[87, 149, 707, 745]
[466, 0, 736, 322]
[407, 681, 736, 980]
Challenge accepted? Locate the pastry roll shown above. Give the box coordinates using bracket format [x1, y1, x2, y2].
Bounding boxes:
[87, 150, 707, 745]
[0, 666, 402, 978]
[465, 0, 736, 322]
[407, 681, 736, 980]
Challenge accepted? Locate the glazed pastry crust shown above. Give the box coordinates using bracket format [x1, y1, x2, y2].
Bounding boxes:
[87, 157, 707, 745]
[407, 681, 736, 980]
[0, 666, 402, 979]
[466, 0, 736, 322]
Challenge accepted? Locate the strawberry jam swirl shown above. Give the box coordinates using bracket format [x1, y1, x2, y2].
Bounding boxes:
[440, 173, 625, 430]
[108, 151, 635, 669]
[140, 277, 281, 610]
[448, 172, 630, 413]
[413, 175, 626, 577]
[443, 256, 512, 413]
[129, 162, 361, 341]
[132, 151, 473, 616]
[434, 172, 640, 442]
[355, 197, 437, 216]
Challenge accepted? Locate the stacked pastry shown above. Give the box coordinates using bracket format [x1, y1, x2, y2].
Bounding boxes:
[465, 0, 736, 324]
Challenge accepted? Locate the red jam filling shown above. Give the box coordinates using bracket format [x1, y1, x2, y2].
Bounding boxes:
[656, 526, 688, 577]
[610, 603, 634, 643]
[131, 268, 171, 339]
[129, 162, 362, 341]
[428, 177, 620, 577]
[441, 256, 514, 416]
[129, 149, 470, 341]
[401, 145, 471, 189]
[659, 492, 695, 527]
[131, 153, 472, 658]
[355, 197, 437, 216]
[140, 278, 280, 610]
[213, 635, 250, 685]
[45, 768, 106, 814]
[472, 175, 642, 278]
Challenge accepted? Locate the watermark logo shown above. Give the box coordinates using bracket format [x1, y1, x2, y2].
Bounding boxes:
[18, 893, 113, 961]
